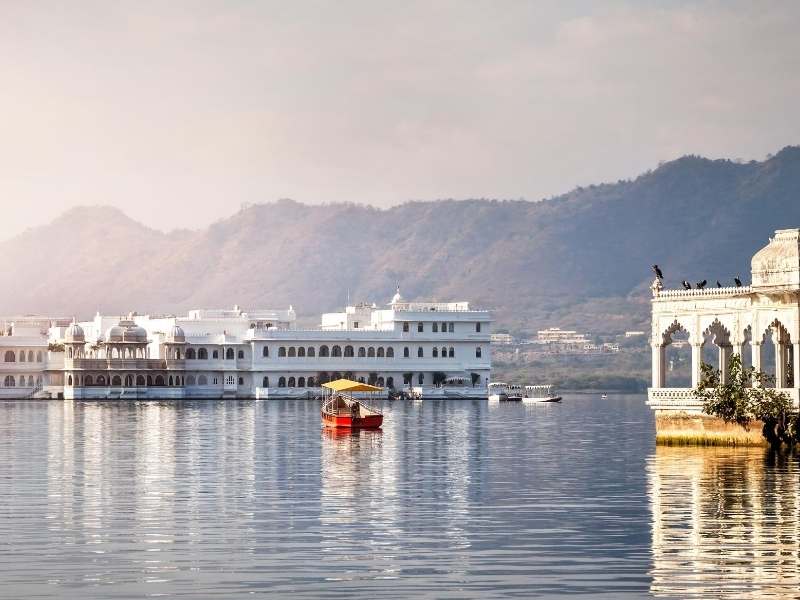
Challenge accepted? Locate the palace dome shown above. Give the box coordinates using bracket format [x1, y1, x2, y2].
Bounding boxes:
[106, 325, 125, 342]
[751, 229, 800, 290]
[390, 286, 403, 305]
[122, 324, 148, 343]
[168, 324, 186, 343]
[65, 320, 85, 342]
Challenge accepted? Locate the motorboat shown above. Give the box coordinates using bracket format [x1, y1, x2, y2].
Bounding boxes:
[487, 382, 523, 402]
[321, 379, 384, 429]
[522, 384, 562, 403]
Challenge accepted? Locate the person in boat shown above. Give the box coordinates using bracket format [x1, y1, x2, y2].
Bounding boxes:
[350, 400, 360, 419]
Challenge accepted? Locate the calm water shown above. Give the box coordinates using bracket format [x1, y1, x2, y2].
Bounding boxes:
[0, 396, 797, 599]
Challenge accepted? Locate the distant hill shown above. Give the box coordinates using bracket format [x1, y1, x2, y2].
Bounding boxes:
[3, 146, 800, 335]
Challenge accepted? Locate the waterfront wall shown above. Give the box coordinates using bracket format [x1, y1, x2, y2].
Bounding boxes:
[654, 411, 767, 447]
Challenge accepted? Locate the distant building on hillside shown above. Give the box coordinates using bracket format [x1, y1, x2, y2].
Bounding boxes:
[624, 331, 646, 338]
[537, 327, 590, 345]
[490, 333, 513, 345]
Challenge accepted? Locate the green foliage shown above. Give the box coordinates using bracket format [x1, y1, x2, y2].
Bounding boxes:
[47, 342, 64, 353]
[694, 354, 799, 447]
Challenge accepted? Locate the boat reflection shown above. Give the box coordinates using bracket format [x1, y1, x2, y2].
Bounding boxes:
[648, 445, 800, 598]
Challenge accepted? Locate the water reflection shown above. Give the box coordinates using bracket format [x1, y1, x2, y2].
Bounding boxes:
[648, 446, 800, 598]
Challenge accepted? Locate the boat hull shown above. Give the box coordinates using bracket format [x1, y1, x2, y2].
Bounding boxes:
[523, 396, 562, 403]
[322, 411, 383, 429]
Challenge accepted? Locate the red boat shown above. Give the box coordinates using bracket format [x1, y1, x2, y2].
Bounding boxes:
[321, 379, 384, 429]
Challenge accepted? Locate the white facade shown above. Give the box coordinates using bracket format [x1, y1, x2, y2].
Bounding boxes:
[648, 228, 800, 412]
[5, 289, 492, 400]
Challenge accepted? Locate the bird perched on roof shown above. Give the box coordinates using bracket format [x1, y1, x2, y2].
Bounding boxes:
[696, 280, 707, 289]
[716, 280, 722, 287]
[682, 280, 692, 290]
[734, 276, 742, 287]
[652, 264, 664, 279]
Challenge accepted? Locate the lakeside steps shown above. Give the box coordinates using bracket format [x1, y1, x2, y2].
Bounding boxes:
[649, 228, 800, 445]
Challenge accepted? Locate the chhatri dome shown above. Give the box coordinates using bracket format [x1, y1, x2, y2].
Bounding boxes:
[65, 319, 85, 343]
[167, 324, 186, 343]
[751, 228, 800, 290]
[390, 285, 403, 305]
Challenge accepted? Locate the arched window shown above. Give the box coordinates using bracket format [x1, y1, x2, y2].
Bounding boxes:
[432, 348, 438, 358]
[418, 373, 424, 385]
[26, 376, 33, 386]
[135, 375, 145, 386]
[262, 346, 269, 357]
[288, 377, 296, 387]
[155, 375, 165, 386]
[404, 347, 409, 358]
[418, 323, 424, 332]
[332, 345, 342, 357]
[432, 323, 438, 332]
[85, 375, 94, 386]
[186, 375, 196, 386]
[198, 375, 208, 385]
[441, 347, 447, 358]
[344, 346, 354, 357]
[307, 376, 315, 387]
[441, 322, 447, 333]
[19, 351, 26, 363]
[387, 376, 394, 388]
[97, 375, 106, 386]
[377, 347, 385, 358]
[307, 347, 315, 357]
[476, 322, 481, 332]
[226, 348, 234, 360]
[319, 346, 329, 357]
[377, 377, 385, 387]
[262, 376, 269, 387]
[279, 347, 287, 357]
[476, 346, 482, 358]
[198, 348, 208, 359]
[403, 322, 409, 332]
[36, 351, 42, 362]
[212, 350, 219, 359]
[358, 347, 366, 357]
[112, 375, 122, 386]
[186, 348, 196, 359]
[3, 375, 14, 386]
[298, 347, 306, 357]
[298, 377, 305, 387]
[147, 375, 152, 386]
[278, 376, 286, 388]
[125, 375, 134, 387]
[238, 377, 244, 385]
[448, 323, 454, 333]
[27, 351, 34, 362]
[288, 347, 296, 357]
[168, 375, 173, 386]
[237, 349, 244, 359]
[417, 347, 423, 358]
[449, 347, 454, 358]
[387, 347, 394, 358]
[368, 347, 375, 358]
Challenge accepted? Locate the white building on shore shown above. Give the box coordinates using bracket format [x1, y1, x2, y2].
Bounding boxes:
[1, 288, 492, 400]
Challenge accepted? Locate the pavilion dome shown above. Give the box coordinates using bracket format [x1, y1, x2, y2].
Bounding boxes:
[751, 229, 800, 290]
[122, 324, 148, 343]
[106, 324, 125, 342]
[65, 320, 85, 343]
[167, 324, 186, 343]
[390, 286, 403, 305]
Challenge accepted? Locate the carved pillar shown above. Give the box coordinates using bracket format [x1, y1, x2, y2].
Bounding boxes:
[774, 331, 786, 388]
[691, 343, 703, 389]
[718, 344, 733, 384]
[752, 341, 762, 386]
[652, 344, 665, 388]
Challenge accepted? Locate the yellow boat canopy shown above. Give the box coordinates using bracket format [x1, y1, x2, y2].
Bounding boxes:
[322, 378, 383, 393]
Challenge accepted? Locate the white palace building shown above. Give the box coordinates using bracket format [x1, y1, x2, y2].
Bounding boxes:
[649, 228, 800, 443]
[0, 288, 492, 400]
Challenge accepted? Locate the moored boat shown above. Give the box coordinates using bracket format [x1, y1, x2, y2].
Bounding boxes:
[488, 382, 523, 402]
[523, 384, 562, 403]
[321, 379, 384, 428]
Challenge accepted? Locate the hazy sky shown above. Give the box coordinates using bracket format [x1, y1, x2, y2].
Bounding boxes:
[1, 0, 798, 238]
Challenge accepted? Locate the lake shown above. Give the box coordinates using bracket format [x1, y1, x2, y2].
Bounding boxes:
[0, 396, 797, 598]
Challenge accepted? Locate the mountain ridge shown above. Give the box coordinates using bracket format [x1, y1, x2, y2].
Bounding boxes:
[3, 146, 800, 334]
